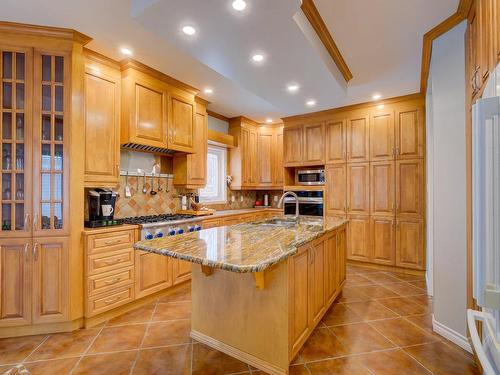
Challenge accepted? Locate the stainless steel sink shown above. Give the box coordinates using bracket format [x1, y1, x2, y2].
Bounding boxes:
[257, 218, 299, 227]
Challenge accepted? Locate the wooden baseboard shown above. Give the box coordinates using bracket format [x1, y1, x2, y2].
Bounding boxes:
[347, 260, 426, 276]
[84, 281, 190, 328]
[0, 318, 83, 339]
[191, 330, 287, 375]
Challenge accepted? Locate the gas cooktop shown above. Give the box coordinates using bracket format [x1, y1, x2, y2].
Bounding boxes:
[121, 214, 196, 225]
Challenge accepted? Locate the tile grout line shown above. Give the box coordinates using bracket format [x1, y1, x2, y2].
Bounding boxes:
[21, 335, 50, 364]
[128, 298, 159, 375]
[402, 344, 438, 375]
[68, 321, 108, 375]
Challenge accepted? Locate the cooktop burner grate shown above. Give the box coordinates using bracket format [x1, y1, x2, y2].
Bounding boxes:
[121, 214, 196, 225]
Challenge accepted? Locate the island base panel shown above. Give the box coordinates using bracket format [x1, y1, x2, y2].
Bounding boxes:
[191, 263, 290, 375]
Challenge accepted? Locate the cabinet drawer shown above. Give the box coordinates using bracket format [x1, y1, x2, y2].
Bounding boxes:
[202, 219, 221, 229]
[87, 248, 134, 275]
[87, 230, 135, 254]
[87, 267, 134, 297]
[87, 286, 134, 317]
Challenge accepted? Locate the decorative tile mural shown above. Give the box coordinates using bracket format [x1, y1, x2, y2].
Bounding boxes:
[109, 175, 282, 218]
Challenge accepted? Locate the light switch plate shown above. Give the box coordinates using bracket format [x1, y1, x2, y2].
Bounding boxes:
[240, 195, 244, 202]
[231, 195, 235, 202]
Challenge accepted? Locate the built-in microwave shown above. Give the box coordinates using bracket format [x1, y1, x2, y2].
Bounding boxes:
[283, 191, 323, 216]
[295, 169, 325, 186]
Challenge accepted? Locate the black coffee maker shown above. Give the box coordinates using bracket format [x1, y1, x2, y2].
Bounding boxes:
[85, 188, 120, 228]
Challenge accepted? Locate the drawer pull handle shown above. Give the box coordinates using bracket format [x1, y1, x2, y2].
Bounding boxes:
[104, 296, 120, 305]
[103, 258, 123, 265]
[104, 239, 122, 245]
[104, 277, 122, 285]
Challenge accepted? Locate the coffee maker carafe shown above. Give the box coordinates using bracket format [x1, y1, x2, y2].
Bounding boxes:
[85, 188, 119, 228]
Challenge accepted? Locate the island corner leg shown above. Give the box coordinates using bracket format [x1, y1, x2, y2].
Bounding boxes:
[201, 264, 213, 276]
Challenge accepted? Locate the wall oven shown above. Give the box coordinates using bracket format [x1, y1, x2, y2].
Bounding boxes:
[283, 191, 323, 216]
[295, 169, 325, 186]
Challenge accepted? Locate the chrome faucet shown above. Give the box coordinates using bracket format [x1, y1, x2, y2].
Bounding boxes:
[278, 191, 299, 220]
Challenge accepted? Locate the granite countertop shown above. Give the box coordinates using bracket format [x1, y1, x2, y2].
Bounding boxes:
[133, 216, 347, 273]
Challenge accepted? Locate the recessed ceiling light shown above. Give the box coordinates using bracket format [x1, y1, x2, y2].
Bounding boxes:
[232, 0, 247, 11]
[252, 54, 264, 63]
[266, 118, 273, 123]
[204, 88, 213, 94]
[120, 47, 133, 56]
[182, 25, 196, 36]
[287, 84, 299, 93]
[372, 93, 382, 100]
[306, 99, 316, 107]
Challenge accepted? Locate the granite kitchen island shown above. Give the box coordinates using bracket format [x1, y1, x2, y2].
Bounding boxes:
[134, 216, 347, 375]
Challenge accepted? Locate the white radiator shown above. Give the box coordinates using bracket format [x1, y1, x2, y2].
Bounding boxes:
[470, 64, 500, 374]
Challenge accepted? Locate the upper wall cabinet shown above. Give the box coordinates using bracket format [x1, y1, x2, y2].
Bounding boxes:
[120, 59, 196, 153]
[84, 50, 121, 187]
[395, 107, 424, 160]
[370, 110, 394, 161]
[283, 122, 325, 166]
[347, 115, 370, 163]
[173, 97, 208, 188]
[229, 118, 283, 190]
[325, 119, 346, 164]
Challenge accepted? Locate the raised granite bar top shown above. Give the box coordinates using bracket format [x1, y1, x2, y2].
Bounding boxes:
[133, 216, 347, 273]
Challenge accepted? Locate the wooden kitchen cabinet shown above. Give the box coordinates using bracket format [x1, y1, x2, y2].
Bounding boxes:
[32, 237, 70, 324]
[275, 128, 284, 186]
[172, 258, 192, 285]
[347, 216, 370, 262]
[395, 107, 424, 160]
[347, 162, 370, 215]
[396, 218, 424, 269]
[370, 161, 395, 217]
[229, 118, 282, 189]
[257, 128, 274, 187]
[324, 231, 338, 305]
[303, 122, 325, 165]
[309, 238, 325, 326]
[135, 251, 171, 299]
[325, 164, 346, 216]
[173, 97, 208, 188]
[121, 59, 197, 153]
[0, 239, 31, 327]
[370, 110, 394, 161]
[325, 119, 346, 164]
[370, 217, 395, 265]
[283, 125, 304, 166]
[347, 115, 370, 163]
[289, 244, 310, 355]
[168, 92, 195, 153]
[396, 159, 424, 218]
[84, 50, 121, 187]
[121, 66, 168, 149]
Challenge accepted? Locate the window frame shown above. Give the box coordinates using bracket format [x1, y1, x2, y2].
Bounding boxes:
[199, 145, 227, 204]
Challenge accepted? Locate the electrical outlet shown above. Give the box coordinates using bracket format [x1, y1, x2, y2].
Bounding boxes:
[240, 195, 244, 202]
[231, 195, 235, 202]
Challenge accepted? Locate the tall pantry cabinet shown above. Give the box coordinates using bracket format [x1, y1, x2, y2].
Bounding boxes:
[321, 97, 425, 270]
[0, 23, 88, 333]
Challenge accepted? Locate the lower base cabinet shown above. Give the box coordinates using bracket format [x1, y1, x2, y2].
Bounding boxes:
[396, 218, 424, 269]
[289, 224, 346, 359]
[135, 251, 172, 299]
[0, 237, 70, 327]
[172, 259, 192, 285]
[347, 216, 370, 262]
[370, 217, 395, 265]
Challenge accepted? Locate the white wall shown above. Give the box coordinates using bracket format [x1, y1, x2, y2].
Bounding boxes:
[427, 21, 468, 341]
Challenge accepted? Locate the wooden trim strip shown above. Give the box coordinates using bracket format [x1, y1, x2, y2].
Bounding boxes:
[301, 0, 353, 82]
[419, 0, 472, 93]
[0, 21, 92, 45]
[208, 129, 235, 148]
[83, 48, 120, 70]
[207, 110, 230, 123]
[281, 92, 423, 123]
[120, 58, 199, 95]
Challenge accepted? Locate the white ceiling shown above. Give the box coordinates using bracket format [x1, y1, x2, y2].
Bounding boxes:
[1, 0, 458, 122]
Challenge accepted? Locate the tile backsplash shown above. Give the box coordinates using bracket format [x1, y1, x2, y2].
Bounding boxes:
[111, 175, 282, 218]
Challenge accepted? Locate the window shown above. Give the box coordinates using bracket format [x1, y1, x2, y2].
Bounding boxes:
[199, 146, 227, 203]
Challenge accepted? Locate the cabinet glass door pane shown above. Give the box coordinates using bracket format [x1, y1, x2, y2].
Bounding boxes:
[37, 54, 65, 232]
[1, 50, 28, 235]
